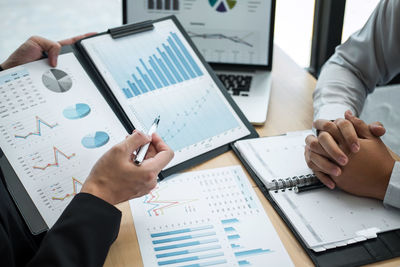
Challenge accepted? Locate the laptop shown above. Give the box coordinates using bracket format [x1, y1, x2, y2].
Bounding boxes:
[123, 0, 276, 125]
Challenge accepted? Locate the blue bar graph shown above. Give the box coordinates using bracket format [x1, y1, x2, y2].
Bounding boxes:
[154, 238, 219, 251]
[151, 225, 214, 238]
[167, 36, 196, 78]
[234, 248, 271, 257]
[153, 231, 216, 244]
[157, 252, 224, 265]
[123, 88, 133, 98]
[221, 218, 239, 224]
[227, 234, 241, 240]
[119, 32, 203, 99]
[156, 245, 222, 258]
[149, 57, 169, 87]
[224, 227, 236, 232]
[171, 32, 203, 76]
[181, 259, 228, 267]
[238, 260, 251, 266]
[231, 244, 241, 249]
[127, 80, 141, 96]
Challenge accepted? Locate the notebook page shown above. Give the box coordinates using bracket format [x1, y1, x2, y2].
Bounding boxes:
[271, 188, 400, 252]
[234, 130, 313, 185]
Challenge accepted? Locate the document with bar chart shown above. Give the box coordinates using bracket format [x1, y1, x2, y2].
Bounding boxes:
[0, 53, 127, 228]
[81, 19, 250, 169]
[130, 166, 294, 267]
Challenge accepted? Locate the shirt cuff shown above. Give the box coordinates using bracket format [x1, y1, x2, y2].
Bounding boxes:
[314, 104, 355, 121]
[384, 161, 400, 209]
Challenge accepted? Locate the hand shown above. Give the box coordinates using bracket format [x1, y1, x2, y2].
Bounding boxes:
[0, 33, 95, 70]
[330, 113, 395, 200]
[81, 131, 174, 205]
[305, 110, 386, 189]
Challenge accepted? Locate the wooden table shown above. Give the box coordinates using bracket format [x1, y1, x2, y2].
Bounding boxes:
[104, 46, 400, 267]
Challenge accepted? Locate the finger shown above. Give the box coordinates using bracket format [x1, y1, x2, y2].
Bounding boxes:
[142, 134, 174, 171]
[308, 147, 342, 176]
[145, 143, 157, 159]
[369, 122, 386, 137]
[344, 110, 372, 139]
[314, 171, 336, 189]
[124, 131, 151, 153]
[313, 119, 342, 141]
[305, 135, 329, 157]
[150, 133, 171, 153]
[334, 118, 360, 153]
[58, 32, 97, 46]
[318, 131, 348, 166]
[30, 36, 61, 67]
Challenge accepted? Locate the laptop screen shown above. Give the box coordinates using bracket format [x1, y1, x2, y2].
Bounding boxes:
[124, 0, 274, 67]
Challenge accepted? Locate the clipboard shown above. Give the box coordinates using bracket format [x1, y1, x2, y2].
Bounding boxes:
[0, 16, 258, 235]
[231, 141, 400, 267]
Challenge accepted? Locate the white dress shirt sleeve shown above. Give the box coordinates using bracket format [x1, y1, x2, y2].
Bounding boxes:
[313, 0, 400, 208]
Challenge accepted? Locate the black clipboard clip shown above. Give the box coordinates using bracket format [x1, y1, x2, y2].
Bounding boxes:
[108, 20, 154, 39]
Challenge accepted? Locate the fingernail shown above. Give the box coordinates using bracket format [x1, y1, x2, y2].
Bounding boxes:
[338, 156, 347, 165]
[351, 143, 360, 152]
[332, 168, 341, 176]
[328, 182, 335, 189]
[347, 110, 353, 116]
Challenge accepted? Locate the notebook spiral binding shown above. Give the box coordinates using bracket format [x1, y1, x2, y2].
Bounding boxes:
[270, 174, 318, 192]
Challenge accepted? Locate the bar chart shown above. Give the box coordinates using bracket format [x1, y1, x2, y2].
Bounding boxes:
[131, 166, 294, 266]
[148, 0, 179, 11]
[121, 32, 202, 99]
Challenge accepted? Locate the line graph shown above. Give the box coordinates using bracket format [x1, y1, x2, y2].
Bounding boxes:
[52, 177, 82, 201]
[33, 146, 76, 170]
[188, 31, 254, 47]
[14, 116, 58, 139]
[143, 186, 197, 216]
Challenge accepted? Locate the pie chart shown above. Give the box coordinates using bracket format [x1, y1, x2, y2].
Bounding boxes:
[81, 131, 110, 149]
[63, 103, 91, 120]
[42, 68, 72, 93]
[209, 0, 237, 12]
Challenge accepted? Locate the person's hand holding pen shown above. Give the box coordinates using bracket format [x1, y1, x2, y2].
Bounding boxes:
[81, 130, 174, 205]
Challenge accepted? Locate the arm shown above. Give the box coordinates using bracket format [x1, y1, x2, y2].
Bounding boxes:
[314, 0, 400, 120]
[27, 193, 121, 267]
[27, 131, 173, 266]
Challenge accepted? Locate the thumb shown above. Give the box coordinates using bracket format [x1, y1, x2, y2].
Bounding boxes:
[369, 122, 386, 137]
[124, 130, 151, 154]
[344, 110, 373, 139]
[47, 43, 62, 67]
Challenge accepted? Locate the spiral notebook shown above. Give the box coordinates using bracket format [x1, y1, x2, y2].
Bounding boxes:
[233, 130, 400, 252]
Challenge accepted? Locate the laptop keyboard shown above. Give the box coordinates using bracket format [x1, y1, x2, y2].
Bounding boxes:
[217, 74, 252, 96]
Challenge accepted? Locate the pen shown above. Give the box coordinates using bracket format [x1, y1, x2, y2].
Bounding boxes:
[294, 183, 325, 193]
[134, 115, 160, 165]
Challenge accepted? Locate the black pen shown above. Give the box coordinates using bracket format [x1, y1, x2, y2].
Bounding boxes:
[294, 183, 325, 193]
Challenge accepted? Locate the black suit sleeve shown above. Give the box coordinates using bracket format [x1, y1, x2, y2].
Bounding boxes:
[27, 193, 122, 267]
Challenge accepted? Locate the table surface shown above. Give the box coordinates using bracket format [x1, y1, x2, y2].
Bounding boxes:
[104, 46, 400, 267]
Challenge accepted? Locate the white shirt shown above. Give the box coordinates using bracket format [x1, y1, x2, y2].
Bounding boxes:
[313, 0, 400, 209]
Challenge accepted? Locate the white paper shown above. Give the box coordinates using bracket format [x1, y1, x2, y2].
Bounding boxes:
[0, 53, 127, 227]
[130, 166, 293, 267]
[271, 188, 400, 252]
[235, 130, 313, 184]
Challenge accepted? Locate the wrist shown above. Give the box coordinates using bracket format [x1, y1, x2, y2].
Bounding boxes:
[81, 177, 119, 205]
[377, 158, 396, 200]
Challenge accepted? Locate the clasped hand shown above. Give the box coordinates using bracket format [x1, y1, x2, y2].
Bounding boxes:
[305, 110, 395, 200]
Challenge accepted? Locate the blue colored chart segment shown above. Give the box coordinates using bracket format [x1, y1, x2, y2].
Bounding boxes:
[81, 131, 110, 149]
[93, 32, 203, 99]
[63, 103, 91, 120]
